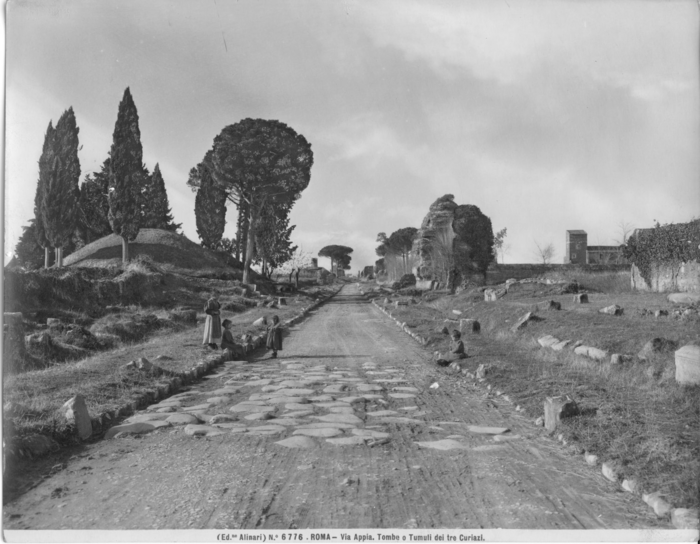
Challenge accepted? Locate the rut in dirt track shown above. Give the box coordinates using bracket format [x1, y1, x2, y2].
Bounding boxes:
[3, 284, 661, 530]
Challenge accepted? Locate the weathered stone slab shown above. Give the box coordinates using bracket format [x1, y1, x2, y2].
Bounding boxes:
[246, 425, 286, 436]
[272, 388, 315, 397]
[261, 385, 286, 392]
[337, 396, 364, 404]
[389, 393, 416, 399]
[243, 379, 273, 386]
[511, 312, 538, 332]
[308, 395, 335, 402]
[326, 436, 369, 446]
[61, 395, 92, 440]
[675, 344, 700, 385]
[296, 423, 357, 430]
[266, 418, 301, 426]
[267, 397, 310, 405]
[244, 412, 274, 421]
[667, 293, 700, 304]
[126, 413, 172, 423]
[275, 436, 317, 449]
[362, 394, 383, 400]
[230, 404, 276, 413]
[284, 410, 314, 418]
[375, 417, 423, 425]
[415, 439, 469, 451]
[352, 429, 390, 439]
[366, 410, 398, 417]
[210, 387, 240, 395]
[323, 384, 347, 393]
[355, 384, 384, 392]
[574, 345, 609, 361]
[166, 413, 201, 425]
[293, 428, 344, 438]
[184, 424, 223, 437]
[551, 340, 571, 351]
[392, 387, 419, 393]
[538, 335, 560, 348]
[183, 403, 213, 412]
[210, 414, 237, 424]
[285, 403, 312, 411]
[212, 422, 246, 429]
[328, 407, 356, 414]
[466, 426, 509, 435]
[105, 422, 165, 439]
[311, 414, 363, 425]
[206, 396, 232, 405]
[599, 305, 623, 316]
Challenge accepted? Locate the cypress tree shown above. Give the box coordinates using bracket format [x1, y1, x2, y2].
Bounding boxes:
[191, 160, 226, 249]
[108, 87, 143, 262]
[79, 163, 112, 244]
[33, 121, 55, 268]
[141, 163, 181, 231]
[40, 107, 81, 267]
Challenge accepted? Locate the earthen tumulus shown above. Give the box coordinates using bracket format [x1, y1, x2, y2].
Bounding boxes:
[412, 195, 494, 283]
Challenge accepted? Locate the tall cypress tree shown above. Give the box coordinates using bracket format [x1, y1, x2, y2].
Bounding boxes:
[78, 163, 112, 245]
[40, 107, 81, 267]
[108, 88, 143, 262]
[33, 121, 55, 268]
[141, 163, 181, 231]
[190, 160, 226, 249]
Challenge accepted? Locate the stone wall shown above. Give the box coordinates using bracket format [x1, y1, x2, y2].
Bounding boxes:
[631, 261, 700, 293]
[485, 263, 630, 286]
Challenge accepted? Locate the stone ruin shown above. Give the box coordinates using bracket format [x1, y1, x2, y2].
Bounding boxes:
[412, 194, 494, 287]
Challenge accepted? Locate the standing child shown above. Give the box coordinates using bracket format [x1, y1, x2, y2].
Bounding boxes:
[266, 315, 283, 359]
[202, 295, 222, 349]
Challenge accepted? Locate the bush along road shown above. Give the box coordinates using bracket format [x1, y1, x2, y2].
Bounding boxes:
[3, 285, 669, 531]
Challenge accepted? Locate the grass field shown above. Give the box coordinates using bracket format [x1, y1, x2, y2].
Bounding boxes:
[368, 278, 700, 510]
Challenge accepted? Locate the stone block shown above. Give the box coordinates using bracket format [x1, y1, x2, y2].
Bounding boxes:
[610, 353, 633, 365]
[61, 395, 92, 440]
[642, 491, 672, 517]
[511, 312, 537, 332]
[667, 293, 700, 304]
[551, 340, 571, 351]
[638, 338, 679, 361]
[278, 297, 287, 306]
[538, 300, 561, 311]
[573, 293, 588, 303]
[675, 344, 700, 385]
[621, 479, 639, 494]
[574, 345, 609, 361]
[671, 508, 699, 530]
[601, 462, 620, 482]
[544, 396, 579, 433]
[599, 304, 623, 316]
[459, 319, 480, 333]
[584, 452, 598, 466]
[476, 363, 491, 379]
[252, 316, 267, 327]
[537, 335, 559, 348]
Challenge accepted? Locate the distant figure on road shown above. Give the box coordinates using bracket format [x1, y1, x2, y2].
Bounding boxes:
[203, 295, 222, 349]
[221, 319, 237, 360]
[436, 329, 466, 367]
[266, 315, 283, 359]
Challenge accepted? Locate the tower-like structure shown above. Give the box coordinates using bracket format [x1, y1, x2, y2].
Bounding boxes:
[565, 230, 587, 264]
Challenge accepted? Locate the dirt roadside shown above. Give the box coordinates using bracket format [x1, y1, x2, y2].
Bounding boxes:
[2, 284, 663, 530]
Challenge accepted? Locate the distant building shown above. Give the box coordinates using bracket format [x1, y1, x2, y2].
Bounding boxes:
[564, 230, 627, 264]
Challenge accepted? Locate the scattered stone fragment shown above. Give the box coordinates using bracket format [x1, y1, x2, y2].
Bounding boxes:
[584, 452, 599, 466]
[511, 312, 538, 332]
[573, 345, 609, 361]
[415, 439, 469, 451]
[544, 396, 579, 432]
[642, 491, 673, 517]
[293, 428, 344, 438]
[61, 395, 92, 440]
[601, 462, 620, 482]
[551, 340, 571, 351]
[534, 417, 544, 426]
[621, 479, 639, 494]
[638, 338, 679, 361]
[599, 304, 623, 316]
[399, 406, 418, 411]
[229, 427, 248, 434]
[537, 335, 560, 348]
[671, 508, 699, 530]
[275, 436, 317, 449]
[476, 364, 491, 379]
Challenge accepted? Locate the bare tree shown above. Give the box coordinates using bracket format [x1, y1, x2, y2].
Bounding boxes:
[614, 221, 635, 246]
[533, 240, 556, 265]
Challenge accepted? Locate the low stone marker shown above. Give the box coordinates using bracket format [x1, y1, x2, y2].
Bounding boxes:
[574, 345, 609, 361]
[610, 353, 633, 365]
[511, 312, 538, 332]
[544, 395, 579, 433]
[675, 344, 700, 385]
[573, 293, 588, 303]
[62, 395, 92, 440]
[638, 338, 678, 361]
[278, 297, 287, 306]
[459, 319, 480, 333]
[599, 304, 623, 316]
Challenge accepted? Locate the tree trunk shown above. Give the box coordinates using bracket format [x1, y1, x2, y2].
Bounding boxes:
[242, 208, 257, 285]
[44, 247, 51, 269]
[122, 237, 130, 263]
[55, 247, 63, 268]
[240, 204, 249, 266]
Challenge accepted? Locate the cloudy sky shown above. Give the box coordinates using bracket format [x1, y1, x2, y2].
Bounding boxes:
[4, 0, 699, 271]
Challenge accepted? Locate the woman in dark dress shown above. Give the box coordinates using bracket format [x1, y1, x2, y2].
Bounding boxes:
[202, 296, 222, 349]
[221, 319, 237, 360]
[266, 315, 283, 359]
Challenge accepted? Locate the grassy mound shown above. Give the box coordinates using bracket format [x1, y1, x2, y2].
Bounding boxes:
[63, 229, 226, 270]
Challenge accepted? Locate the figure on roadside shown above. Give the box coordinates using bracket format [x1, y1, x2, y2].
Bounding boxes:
[202, 295, 222, 349]
[266, 315, 283, 359]
[436, 329, 466, 367]
[294, 268, 300, 289]
[221, 319, 237, 360]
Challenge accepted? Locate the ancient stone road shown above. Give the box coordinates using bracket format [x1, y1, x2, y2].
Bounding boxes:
[3, 285, 662, 530]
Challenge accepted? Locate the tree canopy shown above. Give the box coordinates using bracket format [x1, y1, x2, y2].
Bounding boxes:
[376, 227, 417, 257]
[201, 118, 313, 283]
[108, 87, 144, 261]
[141, 163, 181, 231]
[319, 245, 353, 272]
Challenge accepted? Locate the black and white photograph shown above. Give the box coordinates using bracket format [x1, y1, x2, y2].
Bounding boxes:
[2, 0, 699, 542]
